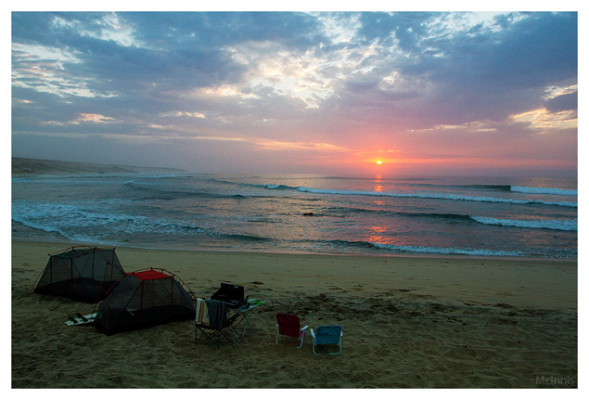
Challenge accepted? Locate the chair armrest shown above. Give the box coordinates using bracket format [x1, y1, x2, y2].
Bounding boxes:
[301, 325, 309, 331]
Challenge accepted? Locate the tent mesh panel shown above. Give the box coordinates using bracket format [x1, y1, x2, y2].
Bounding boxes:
[94, 272, 195, 335]
[34, 247, 125, 302]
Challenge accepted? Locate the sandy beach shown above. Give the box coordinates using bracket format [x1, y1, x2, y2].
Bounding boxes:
[11, 240, 577, 388]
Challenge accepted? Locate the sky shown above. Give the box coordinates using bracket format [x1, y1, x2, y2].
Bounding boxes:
[11, 10, 578, 177]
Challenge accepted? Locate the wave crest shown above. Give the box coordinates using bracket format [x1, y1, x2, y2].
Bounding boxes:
[296, 186, 577, 207]
[471, 217, 577, 231]
[510, 186, 577, 196]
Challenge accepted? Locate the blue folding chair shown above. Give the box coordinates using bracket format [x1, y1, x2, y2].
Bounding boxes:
[310, 325, 343, 355]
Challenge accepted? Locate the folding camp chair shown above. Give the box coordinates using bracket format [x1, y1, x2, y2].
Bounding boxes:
[275, 313, 308, 349]
[195, 298, 237, 348]
[310, 325, 343, 355]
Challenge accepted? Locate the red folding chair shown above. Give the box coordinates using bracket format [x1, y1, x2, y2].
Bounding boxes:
[275, 313, 308, 349]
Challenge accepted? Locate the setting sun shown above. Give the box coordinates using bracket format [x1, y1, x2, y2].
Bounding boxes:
[376, 160, 383, 165]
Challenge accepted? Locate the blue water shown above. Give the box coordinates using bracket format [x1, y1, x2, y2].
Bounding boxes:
[11, 173, 577, 259]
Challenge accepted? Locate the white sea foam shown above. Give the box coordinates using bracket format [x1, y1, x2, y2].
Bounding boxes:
[11, 200, 205, 241]
[511, 186, 577, 196]
[369, 242, 522, 257]
[297, 186, 577, 207]
[471, 217, 577, 231]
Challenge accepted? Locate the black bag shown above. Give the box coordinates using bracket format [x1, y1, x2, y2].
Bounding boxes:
[211, 283, 245, 308]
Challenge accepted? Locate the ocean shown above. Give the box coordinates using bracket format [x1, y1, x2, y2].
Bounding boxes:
[11, 173, 578, 259]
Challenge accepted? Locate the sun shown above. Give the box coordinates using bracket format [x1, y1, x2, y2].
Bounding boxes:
[376, 160, 383, 165]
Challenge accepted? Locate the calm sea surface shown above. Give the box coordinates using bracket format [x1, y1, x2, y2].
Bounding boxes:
[12, 173, 577, 259]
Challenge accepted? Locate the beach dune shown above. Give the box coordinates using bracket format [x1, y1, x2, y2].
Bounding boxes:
[11, 241, 577, 388]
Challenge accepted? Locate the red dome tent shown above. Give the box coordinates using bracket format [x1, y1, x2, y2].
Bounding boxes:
[94, 268, 195, 335]
[34, 246, 126, 302]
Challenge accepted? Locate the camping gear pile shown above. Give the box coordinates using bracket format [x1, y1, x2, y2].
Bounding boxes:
[34, 245, 342, 354]
[193, 283, 266, 348]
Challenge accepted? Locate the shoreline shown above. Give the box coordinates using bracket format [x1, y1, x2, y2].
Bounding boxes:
[11, 234, 579, 266]
[11, 231, 578, 264]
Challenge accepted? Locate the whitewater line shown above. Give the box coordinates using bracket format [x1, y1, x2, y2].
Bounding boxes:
[295, 186, 577, 208]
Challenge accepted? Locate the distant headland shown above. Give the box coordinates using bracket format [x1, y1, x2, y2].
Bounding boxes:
[12, 157, 184, 176]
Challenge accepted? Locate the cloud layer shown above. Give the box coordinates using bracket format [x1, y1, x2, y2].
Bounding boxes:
[12, 12, 577, 176]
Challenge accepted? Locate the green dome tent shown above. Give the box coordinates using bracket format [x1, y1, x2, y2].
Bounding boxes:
[34, 246, 126, 302]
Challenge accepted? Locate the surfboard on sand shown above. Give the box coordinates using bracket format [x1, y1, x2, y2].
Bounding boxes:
[65, 313, 97, 326]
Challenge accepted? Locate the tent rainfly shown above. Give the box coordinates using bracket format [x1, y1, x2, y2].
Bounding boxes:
[34, 246, 126, 302]
[94, 268, 196, 335]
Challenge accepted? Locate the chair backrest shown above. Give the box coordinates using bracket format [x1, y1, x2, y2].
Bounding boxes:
[205, 299, 227, 330]
[276, 313, 301, 338]
[315, 325, 342, 345]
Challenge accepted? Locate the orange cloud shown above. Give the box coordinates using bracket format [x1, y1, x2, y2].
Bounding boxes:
[255, 139, 345, 152]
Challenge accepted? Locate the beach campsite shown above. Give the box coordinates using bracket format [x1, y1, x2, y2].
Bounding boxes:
[11, 10, 578, 390]
[12, 240, 577, 388]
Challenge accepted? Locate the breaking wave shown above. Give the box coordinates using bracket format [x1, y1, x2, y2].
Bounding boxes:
[295, 186, 577, 207]
[323, 207, 576, 231]
[324, 239, 523, 257]
[510, 186, 577, 196]
[471, 217, 577, 231]
[368, 242, 523, 257]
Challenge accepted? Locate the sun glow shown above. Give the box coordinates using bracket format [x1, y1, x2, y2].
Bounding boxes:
[376, 160, 383, 165]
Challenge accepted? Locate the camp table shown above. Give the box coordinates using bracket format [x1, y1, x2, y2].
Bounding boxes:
[229, 299, 264, 342]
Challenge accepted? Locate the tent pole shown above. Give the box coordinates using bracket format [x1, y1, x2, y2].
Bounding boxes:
[140, 281, 144, 319]
[70, 257, 74, 296]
